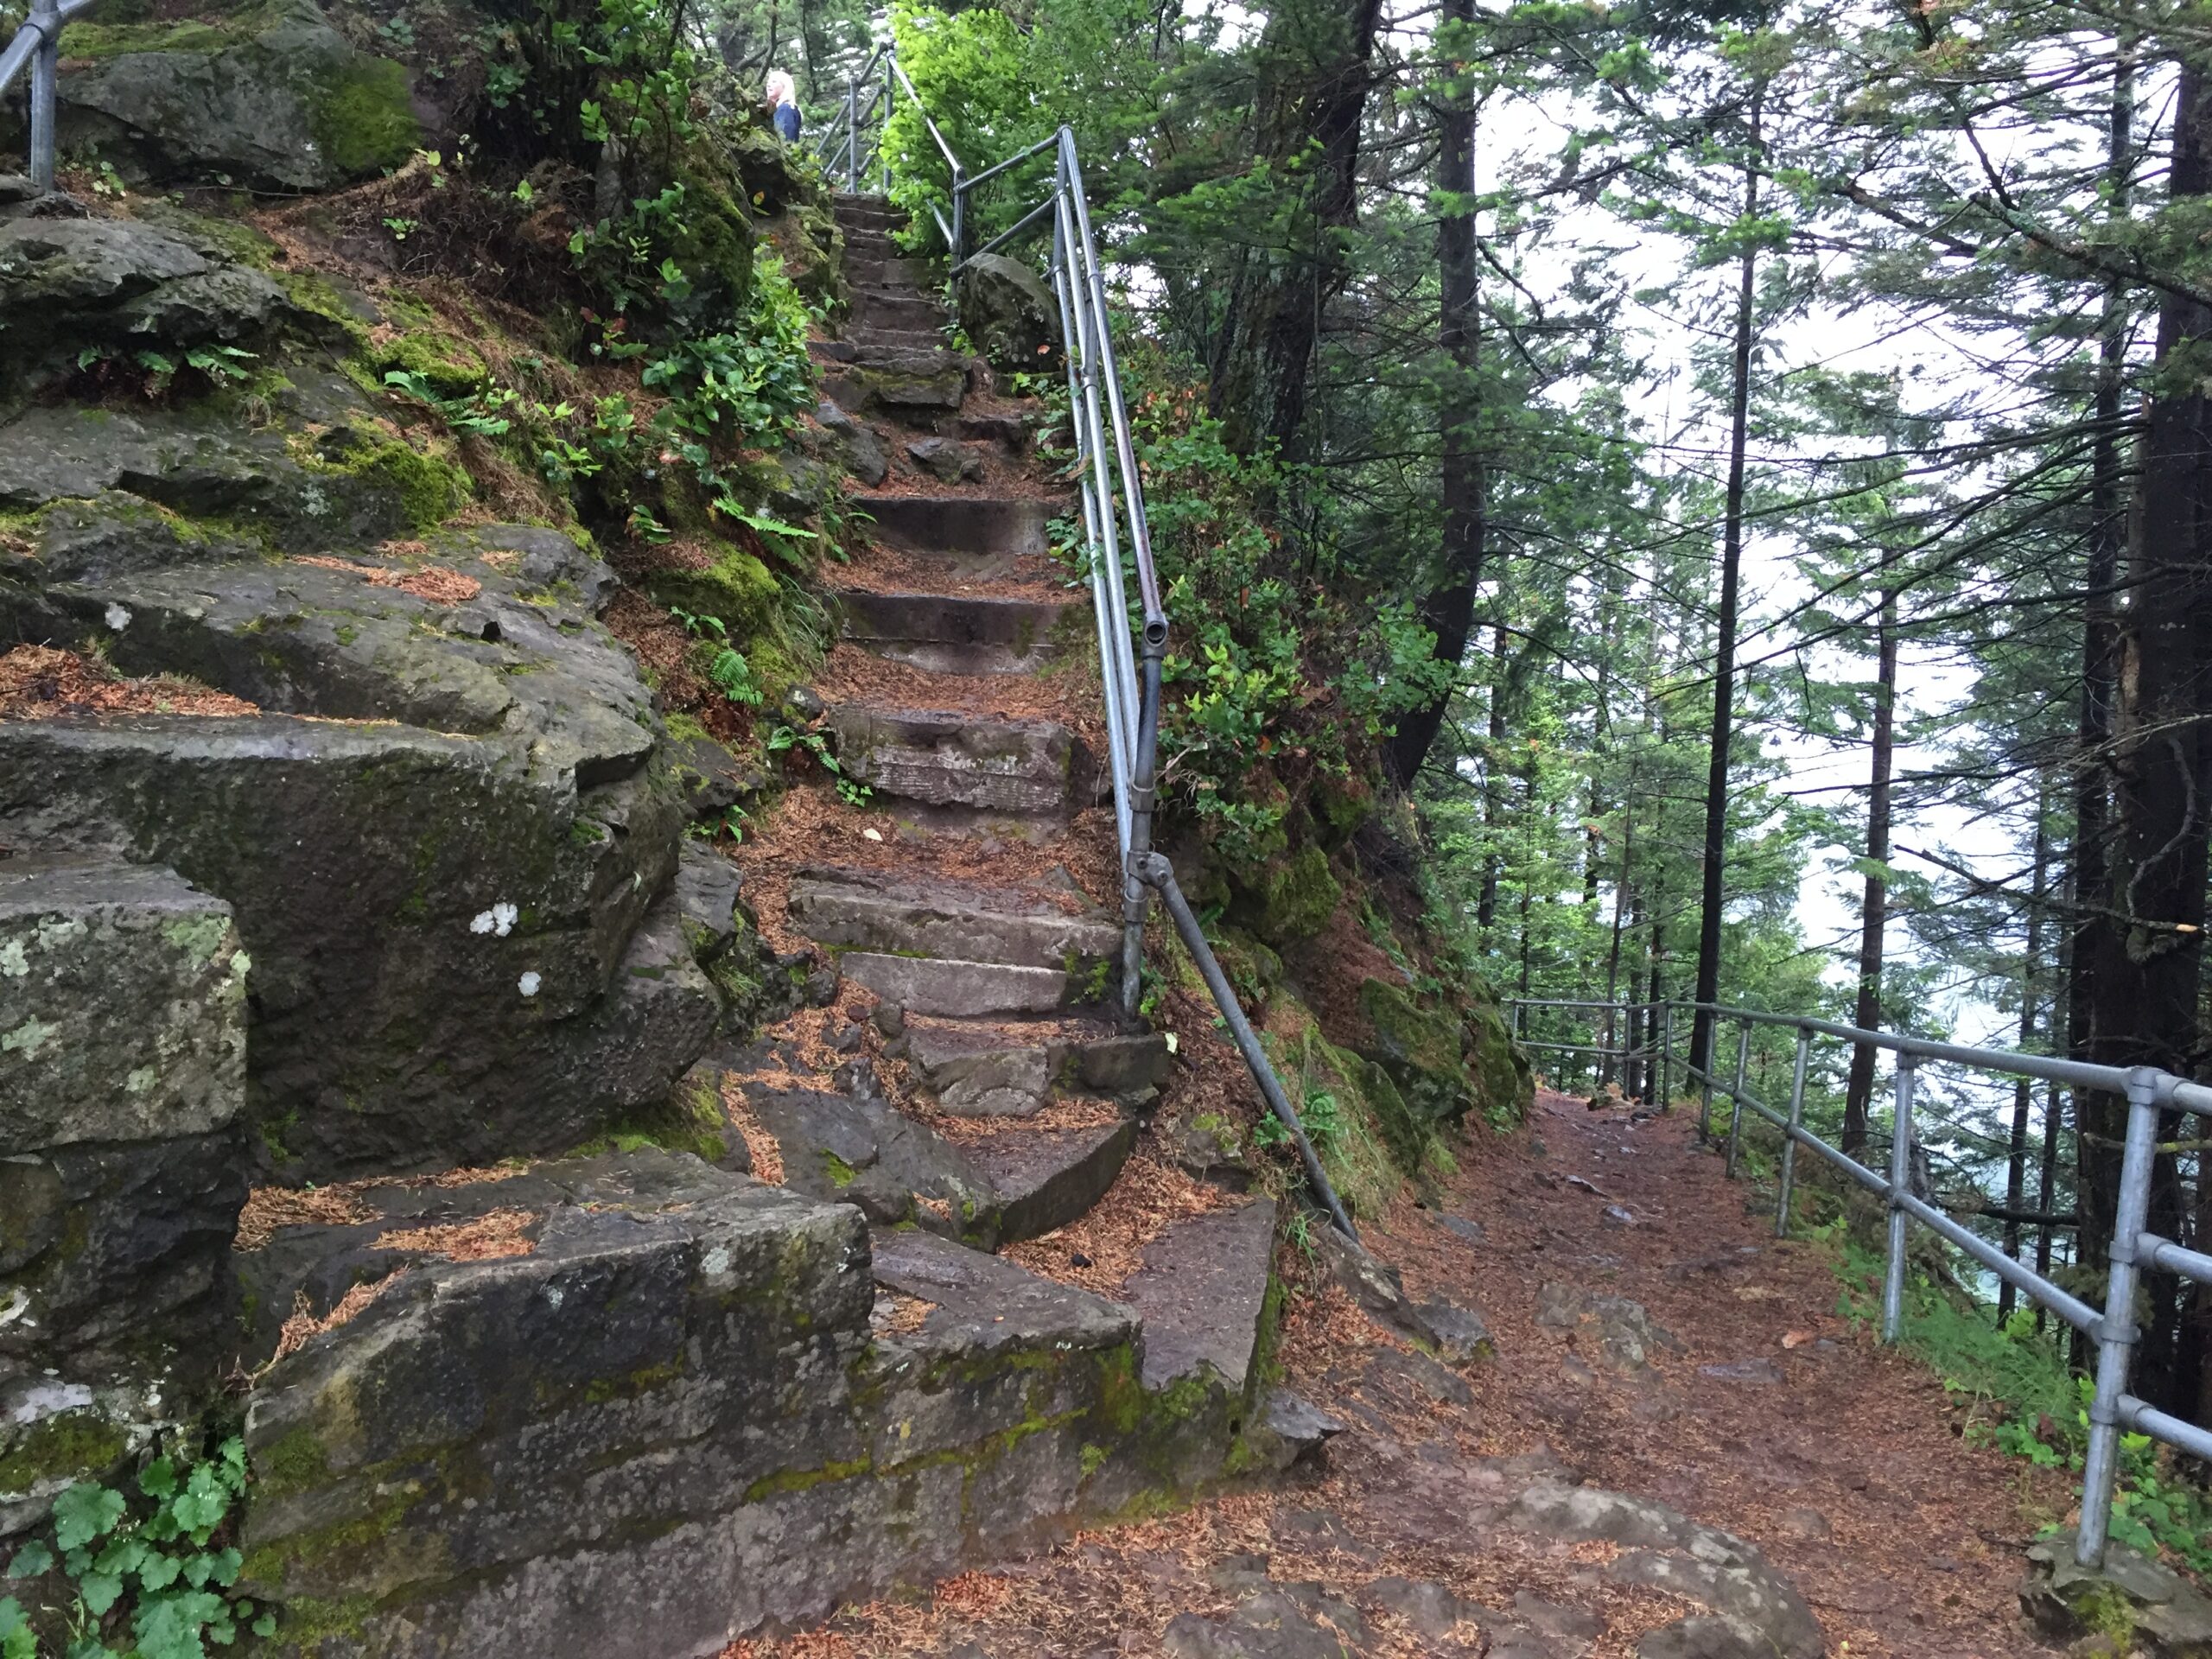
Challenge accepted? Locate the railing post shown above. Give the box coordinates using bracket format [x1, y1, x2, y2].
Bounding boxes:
[1725, 1017, 1751, 1178]
[949, 164, 966, 264]
[846, 72, 860, 193]
[1698, 1008, 1716, 1143]
[1777, 1021, 1809, 1236]
[1882, 1054, 1916, 1343]
[1658, 1002, 1673, 1111]
[2077, 1069, 2161, 1568]
[880, 73, 893, 194]
[28, 0, 60, 194]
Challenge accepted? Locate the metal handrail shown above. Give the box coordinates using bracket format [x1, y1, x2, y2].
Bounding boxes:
[3, 0, 98, 194]
[1504, 994, 2212, 1572]
[829, 48, 1354, 1239]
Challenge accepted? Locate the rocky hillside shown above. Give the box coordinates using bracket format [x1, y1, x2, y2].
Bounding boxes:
[0, 3, 1527, 1650]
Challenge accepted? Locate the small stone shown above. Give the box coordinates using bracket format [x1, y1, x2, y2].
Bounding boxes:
[1071, 1250, 1093, 1268]
[1601, 1205, 1637, 1226]
[804, 966, 841, 1007]
[1776, 1508, 1830, 1541]
[870, 1001, 906, 1038]
[830, 1023, 862, 1053]
[906, 435, 982, 482]
[1364, 1347, 1473, 1408]
[1436, 1215, 1485, 1245]
[1697, 1358, 1783, 1384]
[785, 684, 826, 722]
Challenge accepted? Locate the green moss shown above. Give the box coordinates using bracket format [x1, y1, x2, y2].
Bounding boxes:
[644, 543, 781, 639]
[308, 54, 423, 178]
[821, 1151, 859, 1188]
[251, 1425, 334, 1504]
[1078, 1442, 1109, 1478]
[741, 1453, 872, 1504]
[372, 330, 489, 397]
[302, 438, 471, 531]
[56, 14, 255, 55]
[0, 1410, 130, 1494]
[1250, 844, 1340, 944]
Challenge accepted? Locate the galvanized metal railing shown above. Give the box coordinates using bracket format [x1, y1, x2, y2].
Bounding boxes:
[3, 0, 95, 194]
[1505, 994, 2212, 1570]
[824, 49, 1357, 1239]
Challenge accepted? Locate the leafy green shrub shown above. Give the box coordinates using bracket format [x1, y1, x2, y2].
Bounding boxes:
[0, 1437, 270, 1658]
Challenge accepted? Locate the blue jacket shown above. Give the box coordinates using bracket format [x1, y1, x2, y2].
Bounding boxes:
[773, 101, 801, 143]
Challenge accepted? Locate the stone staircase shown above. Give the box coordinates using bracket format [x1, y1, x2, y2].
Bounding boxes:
[0, 181, 1313, 1656]
[699, 193, 1209, 1257]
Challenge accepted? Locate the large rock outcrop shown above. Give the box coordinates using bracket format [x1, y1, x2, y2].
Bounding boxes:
[0, 529, 719, 1175]
[0, 857, 252, 1536]
[0, 0, 420, 193]
[236, 1153, 1281, 1656]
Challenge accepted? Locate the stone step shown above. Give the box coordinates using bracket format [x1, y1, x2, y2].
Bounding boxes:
[839, 952, 1079, 1018]
[849, 326, 948, 353]
[904, 1014, 1170, 1117]
[1120, 1198, 1280, 1395]
[702, 1041, 1132, 1247]
[842, 229, 901, 257]
[835, 588, 1077, 675]
[809, 339, 965, 376]
[234, 1147, 1274, 1655]
[785, 863, 1116, 971]
[828, 703, 1096, 817]
[854, 289, 947, 332]
[847, 256, 938, 289]
[938, 1118, 1137, 1251]
[850, 493, 1063, 561]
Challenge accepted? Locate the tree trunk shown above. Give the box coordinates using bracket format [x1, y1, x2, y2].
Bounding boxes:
[2067, 41, 2135, 1365]
[1689, 106, 1763, 1084]
[2082, 57, 2212, 1417]
[1999, 804, 2050, 1323]
[1207, 0, 1386, 460]
[1386, 1, 1485, 787]
[1842, 586, 1898, 1158]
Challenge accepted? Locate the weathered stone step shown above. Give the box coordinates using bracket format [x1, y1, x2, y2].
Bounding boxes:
[787, 862, 1114, 971]
[847, 256, 938, 289]
[905, 1014, 1171, 1116]
[839, 952, 1078, 1018]
[700, 1041, 1132, 1246]
[853, 288, 947, 332]
[835, 588, 1076, 675]
[828, 703, 1096, 817]
[237, 1157, 1275, 1654]
[848, 326, 948, 353]
[851, 493, 1062, 560]
[810, 340, 964, 377]
[959, 1119, 1139, 1243]
[1120, 1198, 1280, 1396]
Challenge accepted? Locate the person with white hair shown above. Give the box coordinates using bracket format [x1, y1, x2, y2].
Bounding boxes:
[766, 70, 801, 143]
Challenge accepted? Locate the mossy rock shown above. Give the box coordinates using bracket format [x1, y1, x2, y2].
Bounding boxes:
[300, 435, 474, 532]
[23, 0, 423, 193]
[371, 329, 490, 397]
[644, 543, 780, 638]
[1466, 997, 1532, 1125]
[1311, 769, 1374, 849]
[1247, 843, 1340, 946]
[1357, 976, 1472, 1128]
[1210, 927, 1283, 1011]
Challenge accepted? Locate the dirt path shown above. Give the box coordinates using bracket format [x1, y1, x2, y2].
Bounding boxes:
[741, 1090, 2071, 1658]
[1408, 1089, 2070, 1656]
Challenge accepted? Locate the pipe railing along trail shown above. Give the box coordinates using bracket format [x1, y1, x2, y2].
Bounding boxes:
[824, 54, 1357, 1241]
[3, 0, 99, 194]
[1504, 993, 2212, 1573]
